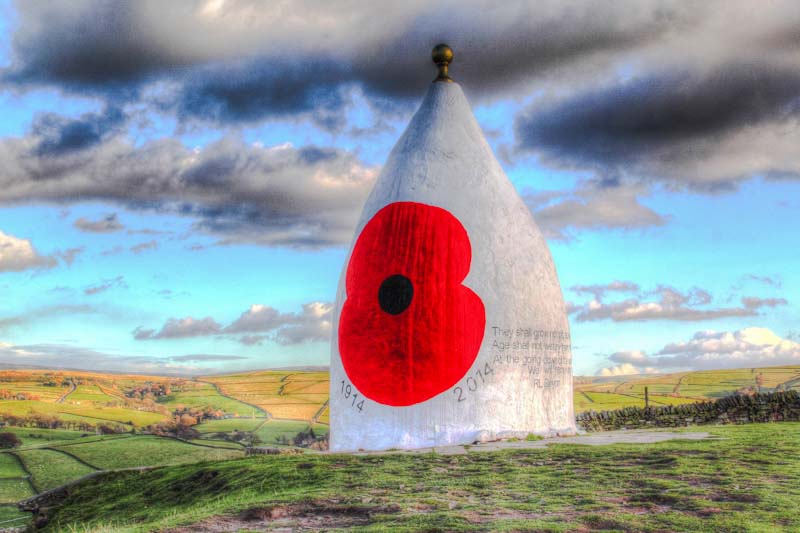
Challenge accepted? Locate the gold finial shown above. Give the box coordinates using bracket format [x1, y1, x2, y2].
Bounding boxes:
[432, 43, 454, 83]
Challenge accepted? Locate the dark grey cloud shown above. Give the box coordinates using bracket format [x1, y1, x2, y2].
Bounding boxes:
[1, 0, 799, 245]
[74, 213, 125, 233]
[135, 301, 332, 345]
[84, 275, 127, 296]
[516, 63, 800, 189]
[2, 1, 679, 125]
[4, 2, 164, 92]
[31, 106, 126, 156]
[174, 58, 351, 131]
[571, 284, 788, 323]
[525, 183, 667, 240]
[0, 132, 375, 248]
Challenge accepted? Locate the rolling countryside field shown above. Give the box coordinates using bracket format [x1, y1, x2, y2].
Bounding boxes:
[204, 370, 330, 421]
[1, 364, 799, 529]
[34, 423, 800, 532]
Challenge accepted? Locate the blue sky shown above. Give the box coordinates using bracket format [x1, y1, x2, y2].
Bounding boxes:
[0, 1, 797, 376]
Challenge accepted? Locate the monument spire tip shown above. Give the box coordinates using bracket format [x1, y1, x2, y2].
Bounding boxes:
[432, 44, 454, 83]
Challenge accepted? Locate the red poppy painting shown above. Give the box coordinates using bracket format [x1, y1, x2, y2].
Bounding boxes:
[338, 201, 486, 406]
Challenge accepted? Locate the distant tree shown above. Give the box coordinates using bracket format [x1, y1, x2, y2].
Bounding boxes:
[96, 423, 125, 435]
[0, 432, 21, 449]
[179, 414, 198, 426]
[176, 426, 200, 440]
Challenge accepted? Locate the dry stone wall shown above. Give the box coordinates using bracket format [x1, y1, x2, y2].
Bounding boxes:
[576, 390, 800, 432]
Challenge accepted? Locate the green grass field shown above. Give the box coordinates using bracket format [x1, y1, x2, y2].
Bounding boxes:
[157, 382, 263, 417]
[0, 400, 167, 427]
[185, 439, 245, 450]
[50, 435, 243, 470]
[573, 390, 699, 413]
[15, 449, 96, 492]
[194, 417, 265, 434]
[0, 503, 30, 525]
[37, 422, 800, 532]
[5, 364, 791, 427]
[0, 427, 88, 446]
[0, 453, 33, 506]
[0, 477, 33, 504]
[1, 362, 798, 527]
[0, 380, 65, 402]
[66, 384, 118, 404]
[253, 419, 314, 445]
[0, 453, 26, 479]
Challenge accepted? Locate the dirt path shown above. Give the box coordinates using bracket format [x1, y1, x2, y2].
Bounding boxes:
[673, 374, 688, 395]
[55, 381, 76, 404]
[779, 376, 800, 390]
[311, 400, 329, 424]
[355, 429, 713, 456]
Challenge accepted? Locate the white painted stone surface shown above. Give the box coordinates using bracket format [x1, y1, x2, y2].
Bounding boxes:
[330, 81, 575, 452]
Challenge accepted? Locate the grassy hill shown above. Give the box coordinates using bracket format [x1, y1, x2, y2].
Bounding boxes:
[33, 422, 800, 532]
[573, 365, 800, 412]
[1, 364, 799, 530]
[3, 365, 798, 430]
[0, 369, 332, 527]
[0, 429, 245, 529]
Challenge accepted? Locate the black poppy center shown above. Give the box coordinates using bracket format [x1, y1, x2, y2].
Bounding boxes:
[378, 274, 414, 315]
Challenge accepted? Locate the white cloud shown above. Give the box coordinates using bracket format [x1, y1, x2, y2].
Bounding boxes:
[571, 285, 787, 323]
[273, 302, 333, 345]
[596, 363, 657, 377]
[135, 301, 333, 345]
[134, 316, 222, 340]
[0, 230, 57, 272]
[224, 304, 282, 334]
[600, 327, 800, 373]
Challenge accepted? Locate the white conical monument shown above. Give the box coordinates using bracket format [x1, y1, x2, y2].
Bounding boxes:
[330, 45, 575, 452]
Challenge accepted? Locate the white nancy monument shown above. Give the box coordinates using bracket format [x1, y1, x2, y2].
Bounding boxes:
[330, 45, 575, 452]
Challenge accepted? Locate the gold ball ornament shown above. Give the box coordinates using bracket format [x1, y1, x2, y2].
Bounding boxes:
[432, 43, 454, 82]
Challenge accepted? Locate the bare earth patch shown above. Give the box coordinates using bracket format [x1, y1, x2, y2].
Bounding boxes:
[356, 429, 712, 455]
[167, 501, 401, 532]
